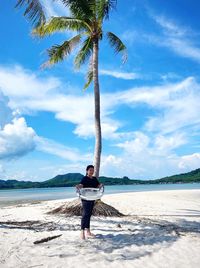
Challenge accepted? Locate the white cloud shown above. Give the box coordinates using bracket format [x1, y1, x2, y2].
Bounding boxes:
[0, 64, 124, 139]
[154, 133, 187, 154]
[178, 153, 200, 170]
[101, 131, 200, 179]
[0, 117, 36, 160]
[149, 15, 200, 63]
[41, 0, 69, 18]
[116, 131, 187, 158]
[161, 72, 182, 82]
[0, 161, 47, 181]
[153, 15, 189, 37]
[35, 136, 92, 162]
[0, 65, 61, 99]
[0, 90, 36, 161]
[0, 64, 93, 132]
[144, 81, 200, 134]
[74, 118, 123, 139]
[0, 160, 89, 181]
[0, 164, 5, 174]
[1, 64, 200, 140]
[0, 91, 13, 128]
[147, 34, 200, 63]
[100, 76, 200, 178]
[112, 76, 200, 134]
[117, 132, 150, 154]
[100, 69, 140, 80]
[0, 88, 92, 164]
[121, 14, 200, 63]
[166, 38, 200, 62]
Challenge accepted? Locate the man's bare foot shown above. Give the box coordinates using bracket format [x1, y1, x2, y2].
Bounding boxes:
[85, 229, 95, 238]
[80, 231, 85, 240]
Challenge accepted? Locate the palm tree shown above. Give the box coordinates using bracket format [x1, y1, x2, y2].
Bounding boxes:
[16, 0, 127, 178]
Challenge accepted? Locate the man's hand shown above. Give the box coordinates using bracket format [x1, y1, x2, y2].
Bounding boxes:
[76, 184, 83, 190]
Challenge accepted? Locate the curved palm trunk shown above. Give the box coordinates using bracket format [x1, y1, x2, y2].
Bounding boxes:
[93, 39, 102, 178]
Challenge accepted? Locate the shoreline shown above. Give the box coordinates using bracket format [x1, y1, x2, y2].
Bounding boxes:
[1, 183, 200, 208]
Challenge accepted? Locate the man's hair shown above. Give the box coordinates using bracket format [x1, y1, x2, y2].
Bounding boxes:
[86, 165, 94, 171]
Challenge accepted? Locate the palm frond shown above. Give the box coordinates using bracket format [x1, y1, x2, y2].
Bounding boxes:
[107, 31, 127, 63]
[15, 0, 46, 26]
[84, 58, 93, 90]
[33, 16, 92, 37]
[43, 34, 81, 67]
[61, 0, 93, 20]
[97, 0, 117, 21]
[74, 37, 93, 69]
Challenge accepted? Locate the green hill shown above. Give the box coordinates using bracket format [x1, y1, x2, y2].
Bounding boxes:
[0, 168, 200, 190]
[40, 173, 84, 187]
[153, 168, 200, 184]
[0, 179, 40, 189]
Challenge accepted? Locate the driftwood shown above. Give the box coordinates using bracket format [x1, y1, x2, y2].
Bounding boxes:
[33, 234, 62, 244]
[0, 220, 82, 232]
[0, 220, 57, 231]
[48, 199, 124, 217]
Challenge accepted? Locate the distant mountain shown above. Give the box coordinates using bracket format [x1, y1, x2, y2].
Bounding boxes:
[152, 168, 200, 184]
[0, 179, 40, 189]
[40, 173, 84, 187]
[0, 168, 200, 190]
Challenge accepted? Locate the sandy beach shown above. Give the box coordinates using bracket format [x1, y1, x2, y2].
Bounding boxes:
[0, 189, 200, 268]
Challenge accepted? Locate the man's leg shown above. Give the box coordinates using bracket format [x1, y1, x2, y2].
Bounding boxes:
[85, 201, 95, 237]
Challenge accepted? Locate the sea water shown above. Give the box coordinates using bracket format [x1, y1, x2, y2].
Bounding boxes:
[0, 183, 200, 207]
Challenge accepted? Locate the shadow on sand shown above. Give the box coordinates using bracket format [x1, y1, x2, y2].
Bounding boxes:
[73, 216, 200, 261]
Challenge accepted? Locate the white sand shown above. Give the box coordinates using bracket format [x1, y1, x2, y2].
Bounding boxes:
[0, 189, 200, 268]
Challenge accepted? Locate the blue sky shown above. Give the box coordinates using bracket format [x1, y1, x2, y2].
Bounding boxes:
[0, 0, 200, 181]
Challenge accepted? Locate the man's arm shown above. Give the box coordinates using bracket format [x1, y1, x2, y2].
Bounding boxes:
[96, 178, 103, 188]
[76, 184, 83, 189]
[76, 177, 85, 189]
[98, 183, 103, 188]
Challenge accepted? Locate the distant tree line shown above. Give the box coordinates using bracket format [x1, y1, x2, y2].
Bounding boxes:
[0, 169, 200, 190]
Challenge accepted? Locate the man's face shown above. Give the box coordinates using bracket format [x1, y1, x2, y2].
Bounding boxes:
[87, 167, 94, 177]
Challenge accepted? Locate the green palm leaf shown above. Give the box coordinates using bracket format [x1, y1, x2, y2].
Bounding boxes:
[84, 64, 93, 90]
[107, 31, 128, 62]
[61, 0, 93, 20]
[74, 37, 93, 69]
[15, 0, 46, 26]
[97, 0, 117, 20]
[44, 34, 81, 67]
[33, 16, 92, 37]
